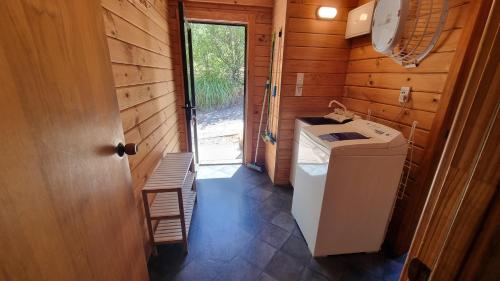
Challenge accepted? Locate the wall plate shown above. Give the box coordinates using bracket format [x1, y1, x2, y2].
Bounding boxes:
[399, 87, 411, 103]
[295, 73, 304, 96]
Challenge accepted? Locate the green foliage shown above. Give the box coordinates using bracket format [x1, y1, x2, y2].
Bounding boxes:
[191, 23, 245, 110]
[194, 72, 235, 110]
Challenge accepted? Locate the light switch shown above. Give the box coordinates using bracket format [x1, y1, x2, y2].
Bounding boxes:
[295, 73, 304, 96]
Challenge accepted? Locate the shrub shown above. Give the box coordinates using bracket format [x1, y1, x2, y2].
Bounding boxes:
[191, 23, 245, 110]
[195, 72, 241, 110]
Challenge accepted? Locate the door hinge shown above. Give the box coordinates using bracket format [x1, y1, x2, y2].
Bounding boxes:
[408, 258, 431, 281]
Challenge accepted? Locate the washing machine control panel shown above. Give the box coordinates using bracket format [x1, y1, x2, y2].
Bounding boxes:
[353, 120, 401, 141]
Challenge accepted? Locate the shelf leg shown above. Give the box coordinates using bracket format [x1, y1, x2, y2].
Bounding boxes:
[177, 189, 188, 253]
[142, 191, 155, 250]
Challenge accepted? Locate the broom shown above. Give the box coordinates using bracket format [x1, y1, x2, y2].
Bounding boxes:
[246, 79, 269, 173]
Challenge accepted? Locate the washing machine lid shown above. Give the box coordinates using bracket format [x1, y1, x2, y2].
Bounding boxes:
[318, 131, 370, 142]
[303, 119, 407, 154]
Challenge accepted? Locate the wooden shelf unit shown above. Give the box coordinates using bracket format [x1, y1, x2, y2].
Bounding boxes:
[141, 153, 196, 252]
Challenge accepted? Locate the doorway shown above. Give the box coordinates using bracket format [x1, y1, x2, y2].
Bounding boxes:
[183, 21, 247, 165]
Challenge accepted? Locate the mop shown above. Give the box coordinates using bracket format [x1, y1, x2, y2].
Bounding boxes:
[262, 29, 282, 144]
[265, 29, 283, 144]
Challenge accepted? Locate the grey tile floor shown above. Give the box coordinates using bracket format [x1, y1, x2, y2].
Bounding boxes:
[148, 165, 405, 281]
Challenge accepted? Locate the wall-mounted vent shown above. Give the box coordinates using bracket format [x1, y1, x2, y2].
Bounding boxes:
[345, 1, 376, 39]
[371, 0, 448, 68]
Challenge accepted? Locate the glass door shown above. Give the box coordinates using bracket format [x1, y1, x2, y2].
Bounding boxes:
[178, 2, 199, 163]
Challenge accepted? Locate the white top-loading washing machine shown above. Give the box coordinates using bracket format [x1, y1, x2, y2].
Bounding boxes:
[291, 119, 407, 257]
[290, 117, 349, 187]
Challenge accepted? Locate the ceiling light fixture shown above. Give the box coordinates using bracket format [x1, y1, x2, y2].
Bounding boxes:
[317, 7, 338, 20]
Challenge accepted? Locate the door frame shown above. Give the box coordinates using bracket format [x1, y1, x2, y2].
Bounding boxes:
[183, 21, 248, 165]
[178, 4, 256, 165]
[178, 2, 196, 156]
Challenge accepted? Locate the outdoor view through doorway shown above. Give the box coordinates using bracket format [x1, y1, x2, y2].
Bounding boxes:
[191, 23, 246, 165]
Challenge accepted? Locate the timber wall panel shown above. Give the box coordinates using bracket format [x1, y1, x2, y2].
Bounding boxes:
[101, 0, 182, 255]
[264, 0, 288, 182]
[185, 0, 274, 7]
[269, 0, 357, 184]
[342, 0, 472, 253]
[263, 0, 474, 254]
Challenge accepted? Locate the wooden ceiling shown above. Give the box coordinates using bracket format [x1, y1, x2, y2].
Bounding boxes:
[184, 0, 274, 8]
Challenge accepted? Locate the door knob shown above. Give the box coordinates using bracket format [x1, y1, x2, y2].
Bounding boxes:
[116, 143, 138, 157]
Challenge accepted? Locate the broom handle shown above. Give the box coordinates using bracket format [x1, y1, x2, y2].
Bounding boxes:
[255, 83, 269, 164]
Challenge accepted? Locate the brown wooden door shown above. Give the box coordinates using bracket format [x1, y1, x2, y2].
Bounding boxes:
[0, 1, 148, 280]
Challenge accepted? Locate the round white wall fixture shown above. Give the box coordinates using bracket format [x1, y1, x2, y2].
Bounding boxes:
[371, 0, 448, 67]
[372, 0, 407, 55]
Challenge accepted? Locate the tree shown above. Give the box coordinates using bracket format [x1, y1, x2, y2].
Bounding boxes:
[191, 23, 245, 110]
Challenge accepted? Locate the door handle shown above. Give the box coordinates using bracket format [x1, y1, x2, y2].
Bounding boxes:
[116, 143, 138, 157]
[182, 104, 196, 110]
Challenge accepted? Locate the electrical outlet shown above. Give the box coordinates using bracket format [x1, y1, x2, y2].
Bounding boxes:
[399, 87, 411, 103]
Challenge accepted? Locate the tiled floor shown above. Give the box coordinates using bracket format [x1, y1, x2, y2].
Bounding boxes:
[148, 165, 405, 281]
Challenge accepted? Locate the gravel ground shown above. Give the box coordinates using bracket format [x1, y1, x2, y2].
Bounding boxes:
[196, 101, 244, 163]
[197, 101, 244, 128]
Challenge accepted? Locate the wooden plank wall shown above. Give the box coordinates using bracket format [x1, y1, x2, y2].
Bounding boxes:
[400, 0, 499, 276]
[267, 0, 358, 184]
[185, 0, 274, 7]
[343, 0, 472, 253]
[264, 0, 475, 253]
[101, 0, 182, 254]
[265, 0, 287, 182]
[168, 0, 273, 165]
